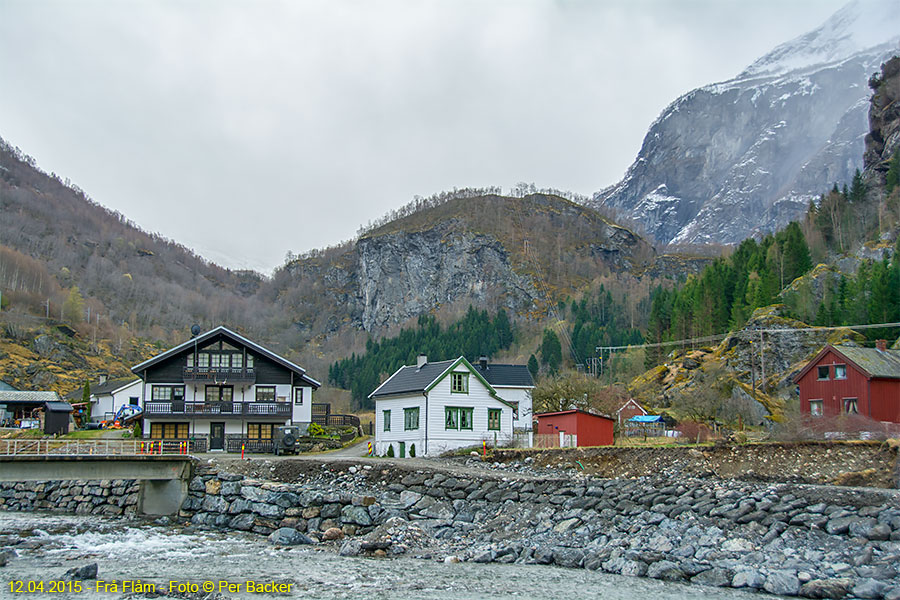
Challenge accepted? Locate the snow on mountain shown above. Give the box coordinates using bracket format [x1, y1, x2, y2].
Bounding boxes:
[592, 0, 900, 247]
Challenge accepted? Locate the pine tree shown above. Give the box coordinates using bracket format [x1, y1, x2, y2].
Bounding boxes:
[540, 329, 562, 373]
[527, 354, 539, 379]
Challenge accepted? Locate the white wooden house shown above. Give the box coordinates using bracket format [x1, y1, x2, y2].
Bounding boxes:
[471, 356, 534, 445]
[87, 377, 142, 423]
[369, 355, 518, 457]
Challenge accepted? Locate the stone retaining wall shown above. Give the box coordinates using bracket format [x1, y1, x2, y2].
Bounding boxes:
[493, 441, 900, 488]
[0, 479, 139, 515]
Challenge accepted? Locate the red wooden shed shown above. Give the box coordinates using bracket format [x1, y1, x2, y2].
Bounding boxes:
[792, 342, 900, 422]
[535, 409, 614, 447]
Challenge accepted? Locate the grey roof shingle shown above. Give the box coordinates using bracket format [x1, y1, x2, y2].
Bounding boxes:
[369, 360, 456, 398]
[92, 378, 139, 395]
[472, 363, 534, 387]
[0, 391, 62, 405]
[834, 346, 900, 379]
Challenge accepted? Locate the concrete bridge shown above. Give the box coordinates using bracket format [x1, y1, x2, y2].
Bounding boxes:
[0, 454, 195, 516]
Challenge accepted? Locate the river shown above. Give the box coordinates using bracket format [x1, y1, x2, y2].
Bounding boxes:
[0, 512, 783, 599]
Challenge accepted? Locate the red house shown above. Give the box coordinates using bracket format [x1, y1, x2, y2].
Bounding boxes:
[793, 342, 900, 422]
[535, 409, 614, 447]
[615, 398, 648, 426]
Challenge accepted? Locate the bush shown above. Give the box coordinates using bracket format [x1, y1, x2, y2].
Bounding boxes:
[675, 421, 713, 443]
[409, 443, 415, 457]
[307, 423, 326, 437]
[133, 422, 142, 438]
[386, 444, 394, 457]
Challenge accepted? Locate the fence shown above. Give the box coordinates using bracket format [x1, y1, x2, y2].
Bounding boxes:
[533, 433, 577, 448]
[0, 438, 202, 456]
[226, 438, 273, 453]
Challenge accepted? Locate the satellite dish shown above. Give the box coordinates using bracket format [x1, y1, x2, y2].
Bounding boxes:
[190, 324, 202, 337]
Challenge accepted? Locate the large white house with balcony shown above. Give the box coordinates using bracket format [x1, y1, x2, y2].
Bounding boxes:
[369, 355, 522, 457]
[131, 326, 320, 452]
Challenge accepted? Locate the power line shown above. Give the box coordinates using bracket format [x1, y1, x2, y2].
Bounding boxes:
[596, 321, 900, 353]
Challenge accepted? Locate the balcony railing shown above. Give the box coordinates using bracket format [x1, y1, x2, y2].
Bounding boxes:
[143, 401, 291, 418]
[182, 366, 256, 383]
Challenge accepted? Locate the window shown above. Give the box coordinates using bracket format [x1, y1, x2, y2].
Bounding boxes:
[206, 386, 233, 402]
[834, 365, 847, 380]
[150, 422, 189, 439]
[186, 354, 194, 368]
[843, 398, 858, 414]
[247, 355, 255, 369]
[809, 400, 823, 417]
[210, 353, 223, 368]
[817, 366, 830, 380]
[129, 396, 139, 406]
[404, 407, 419, 431]
[247, 423, 274, 440]
[451, 372, 468, 394]
[198, 353, 209, 368]
[255, 386, 276, 402]
[233, 354, 243, 369]
[151, 385, 185, 402]
[488, 409, 501, 431]
[294, 387, 304, 405]
[383, 410, 391, 432]
[445, 407, 474, 430]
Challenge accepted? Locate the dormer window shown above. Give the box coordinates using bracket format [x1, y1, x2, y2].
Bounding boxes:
[451, 372, 468, 394]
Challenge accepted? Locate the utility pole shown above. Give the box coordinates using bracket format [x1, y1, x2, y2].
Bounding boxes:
[45, 299, 50, 319]
[759, 330, 766, 396]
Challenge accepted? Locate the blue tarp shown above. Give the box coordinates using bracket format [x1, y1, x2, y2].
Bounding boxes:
[628, 415, 664, 423]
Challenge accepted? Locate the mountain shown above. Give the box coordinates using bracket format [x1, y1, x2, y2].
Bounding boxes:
[591, 0, 900, 247]
[273, 192, 656, 335]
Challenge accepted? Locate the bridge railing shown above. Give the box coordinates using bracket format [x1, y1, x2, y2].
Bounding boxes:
[0, 438, 195, 456]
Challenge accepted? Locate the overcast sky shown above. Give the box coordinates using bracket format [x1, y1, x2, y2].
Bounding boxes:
[0, 0, 850, 273]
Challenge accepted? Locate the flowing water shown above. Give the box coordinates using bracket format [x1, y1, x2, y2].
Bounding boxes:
[0, 512, 782, 599]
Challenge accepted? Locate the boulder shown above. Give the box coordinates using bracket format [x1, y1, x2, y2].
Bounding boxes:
[268, 527, 314, 546]
[64, 563, 98, 580]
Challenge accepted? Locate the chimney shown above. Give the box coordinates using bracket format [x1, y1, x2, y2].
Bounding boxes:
[98, 373, 108, 385]
[479, 356, 488, 370]
[876, 339, 887, 352]
[416, 354, 428, 369]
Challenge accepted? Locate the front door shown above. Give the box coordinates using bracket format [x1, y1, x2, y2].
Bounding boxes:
[399, 441, 406, 458]
[210, 422, 225, 451]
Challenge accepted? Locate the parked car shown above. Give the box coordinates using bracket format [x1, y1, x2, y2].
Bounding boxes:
[273, 426, 301, 456]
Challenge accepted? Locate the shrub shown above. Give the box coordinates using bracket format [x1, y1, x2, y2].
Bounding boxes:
[133, 422, 142, 438]
[409, 444, 416, 457]
[307, 423, 326, 437]
[386, 444, 394, 457]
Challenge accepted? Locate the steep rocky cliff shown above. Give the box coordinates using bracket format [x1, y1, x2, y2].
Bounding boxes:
[277, 193, 655, 334]
[863, 55, 900, 194]
[592, 1, 900, 247]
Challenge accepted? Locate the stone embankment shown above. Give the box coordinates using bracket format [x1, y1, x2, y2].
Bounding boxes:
[176, 458, 900, 599]
[493, 441, 900, 488]
[0, 479, 139, 515]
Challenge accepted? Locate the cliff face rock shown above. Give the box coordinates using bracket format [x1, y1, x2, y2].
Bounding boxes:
[279, 194, 654, 334]
[356, 222, 537, 331]
[863, 55, 900, 193]
[592, 2, 900, 247]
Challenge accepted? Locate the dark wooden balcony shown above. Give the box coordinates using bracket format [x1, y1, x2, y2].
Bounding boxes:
[182, 366, 256, 383]
[143, 401, 291, 419]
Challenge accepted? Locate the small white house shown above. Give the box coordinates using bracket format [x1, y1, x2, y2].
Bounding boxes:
[370, 355, 517, 457]
[88, 377, 142, 422]
[471, 357, 534, 445]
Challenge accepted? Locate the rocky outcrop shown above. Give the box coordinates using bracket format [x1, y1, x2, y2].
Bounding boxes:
[592, 2, 900, 247]
[863, 56, 900, 197]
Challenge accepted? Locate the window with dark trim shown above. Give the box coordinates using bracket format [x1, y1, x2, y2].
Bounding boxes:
[247, 423, 274, 440]
[843, 398, 858, 414]
[383, 410, 391, 432]
[809, 400, 823, 417]
[151, 385, 185, 402]
[206, 385, 233, 403]
[255, 386, 276, 402]
[817, 366, 830, 380]
[294, 387, 304, 405]
[488, 409, 501, 431]
[834, 365, 847, 380]
[150, 422, 189, 439]
[451, 372, 469, 394]
[445, 407, 473, 430]
[404, 407, 419, 431]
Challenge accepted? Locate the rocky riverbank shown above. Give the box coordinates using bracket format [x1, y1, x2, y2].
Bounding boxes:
[174, 458, 900, 599]
[0, 479, 139, 515]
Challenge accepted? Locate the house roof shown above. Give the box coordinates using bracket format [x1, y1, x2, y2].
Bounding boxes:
[793, 344, 900, 382]
[0, 380, 17, 391]
[45, 401, 74, 413]
[535, 409, 614, 421]
[369, 360, 457, 398]
[472, 363, 534, 388]
[616, 398, 647, 415]
[0, 391, 62, 406]
[131, 326, 321, 388]
[92, 377, 140, 396]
